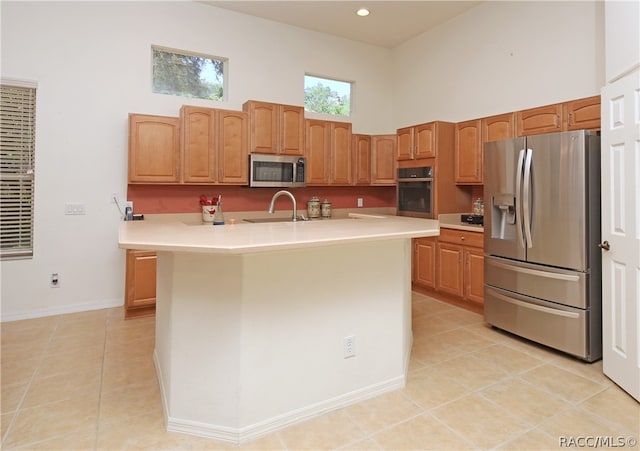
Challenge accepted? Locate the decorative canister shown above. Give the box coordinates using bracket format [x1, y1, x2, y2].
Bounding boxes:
[321, 199, 332, 218]
[202, 205, 216, 223]
[307, 196, 320, 218]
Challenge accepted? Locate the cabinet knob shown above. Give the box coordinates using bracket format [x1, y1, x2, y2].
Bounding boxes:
[461, 236, 465, 241]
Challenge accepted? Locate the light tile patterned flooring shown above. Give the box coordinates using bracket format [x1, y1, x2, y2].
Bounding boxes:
[1, 292, 638, 450]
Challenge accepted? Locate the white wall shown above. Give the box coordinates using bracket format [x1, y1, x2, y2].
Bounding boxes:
[0, 1, 605, 321]
[0, 1, 393, 321]
[604, 0, 640, 82]
[391, 1, 605, 127]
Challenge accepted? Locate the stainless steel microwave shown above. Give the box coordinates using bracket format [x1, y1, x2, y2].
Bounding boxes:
[249, 154, 306, 188]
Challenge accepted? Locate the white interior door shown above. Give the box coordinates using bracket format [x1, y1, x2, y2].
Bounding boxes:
[600, 67, 640, 402]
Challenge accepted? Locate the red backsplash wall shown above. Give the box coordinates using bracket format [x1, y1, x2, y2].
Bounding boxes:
[127, 185, 397, 214]
[470, 185, 484, 210]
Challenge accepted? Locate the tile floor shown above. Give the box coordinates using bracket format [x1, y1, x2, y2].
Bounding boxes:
[1, 292, 638, 450]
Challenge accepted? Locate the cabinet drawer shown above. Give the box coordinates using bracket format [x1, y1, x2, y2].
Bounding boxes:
[438, 228, 483, 248]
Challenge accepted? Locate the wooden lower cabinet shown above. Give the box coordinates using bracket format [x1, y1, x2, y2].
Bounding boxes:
[413, 228, 484, 312]
[414, 237, 437, 289]
[125, 250, 157, 319]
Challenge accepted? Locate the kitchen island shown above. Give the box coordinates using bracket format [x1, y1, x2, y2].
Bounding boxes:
[119, 214, 439, 443]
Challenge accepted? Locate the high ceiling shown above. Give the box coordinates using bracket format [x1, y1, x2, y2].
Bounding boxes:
[203, 1, 482, 49]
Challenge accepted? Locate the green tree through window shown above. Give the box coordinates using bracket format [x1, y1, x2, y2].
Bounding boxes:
[152, 47, 224, 101]
[304, 75, 351, 116]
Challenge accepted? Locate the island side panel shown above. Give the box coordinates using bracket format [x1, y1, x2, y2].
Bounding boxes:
[238, 238, 412, 429]
[153, 238, 413, 442]
[155, 251, 244, 434]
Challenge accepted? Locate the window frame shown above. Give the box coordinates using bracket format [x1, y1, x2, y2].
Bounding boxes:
[151, 45, 228, 102]
[0, 78, 37, 260]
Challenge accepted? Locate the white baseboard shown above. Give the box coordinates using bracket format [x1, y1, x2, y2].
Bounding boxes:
[153, 347, 405, 445]
[0, 298, 123, 322]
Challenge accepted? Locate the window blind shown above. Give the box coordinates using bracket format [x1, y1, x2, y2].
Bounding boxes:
[1, 82, 36, 259]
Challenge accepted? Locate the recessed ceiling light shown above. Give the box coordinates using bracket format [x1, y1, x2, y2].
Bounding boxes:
[356, 8, 370, 17]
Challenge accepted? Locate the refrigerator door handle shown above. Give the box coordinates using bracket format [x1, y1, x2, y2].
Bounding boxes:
[486, 258, 581, 282]
[490, 289, 580, 319]
[516, 149, 526, 249]
[523, 148, 533, 249]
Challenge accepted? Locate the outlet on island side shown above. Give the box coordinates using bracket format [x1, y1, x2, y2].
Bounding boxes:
[343, 335, 356, 358]
[51, 273, 60, 288]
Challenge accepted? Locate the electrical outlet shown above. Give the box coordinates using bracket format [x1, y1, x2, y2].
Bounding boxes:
[51, 273, 60, 288]
[343, 335, 356, 358]
[357, 198, 363, 208]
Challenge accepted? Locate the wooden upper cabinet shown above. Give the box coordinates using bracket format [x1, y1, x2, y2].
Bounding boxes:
[217, 110, 248, 184]
[564, 95, 601, 130]
[305, 119, 352, 185]
[371, 135, 396, 185]
[181, 106, 248, 184]
[305, 119, 330, 184]
[243, 100, 304, 156]
[516, 103, 563, 136]
[396, 123, 435, 160]
[396, 127, 413, 160]
[182, 106, 215, 183]
[352, 134, 371, 185]
[281, 105, 305, 155]
[517, 96, 600, 136]
[128, 114, 180, 183]
[482, 112, 516, 143]
[414, 122, 436, 159]
[455, 119, 482, 184]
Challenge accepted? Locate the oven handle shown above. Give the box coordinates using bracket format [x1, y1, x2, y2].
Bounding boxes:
[397, 178, 433, 182]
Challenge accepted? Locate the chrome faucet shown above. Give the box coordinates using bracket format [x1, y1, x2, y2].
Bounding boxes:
[268, 190, 299, 222]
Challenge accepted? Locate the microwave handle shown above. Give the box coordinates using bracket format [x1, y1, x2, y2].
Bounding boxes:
[294, 160, 305, 183]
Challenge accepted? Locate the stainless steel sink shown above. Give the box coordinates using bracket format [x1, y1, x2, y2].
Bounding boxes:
[243, 217, 297, 223]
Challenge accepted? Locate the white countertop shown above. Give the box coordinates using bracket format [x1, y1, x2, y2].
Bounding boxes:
[438, 213, 484, 233]
[119, 213, 440, 254]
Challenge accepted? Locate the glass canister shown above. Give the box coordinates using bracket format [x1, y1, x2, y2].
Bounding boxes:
[321, 199, 332, 218]
[473, 198, 484, 216]
[307, 196, 320, 218]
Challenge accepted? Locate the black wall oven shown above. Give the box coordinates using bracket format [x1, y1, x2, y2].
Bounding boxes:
[397, 166, 434, 218]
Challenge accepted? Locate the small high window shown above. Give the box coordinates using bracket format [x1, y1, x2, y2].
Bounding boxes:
[304, 75, 351, 116]
[152, 46, 225, 101]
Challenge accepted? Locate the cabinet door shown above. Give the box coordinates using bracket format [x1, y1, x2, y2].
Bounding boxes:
[305, 120, 330, 184]
[414, 122, 436, 159]
[465, 247, 484, 304]
[330, 122, 352, 184]
[455, 119, 482, 184]
[437, 242, 464, 297]
[415, 237, 437, 289]
[482, 112, 515, 143]
[125, 250, 157, 319]
[280, 105, 305, 156]
[564, 95, 601, 131]
[352, 134, 371, 185]
[244, 101, 277, 154]
[218, 110, 248, 184]
[372, 135, 396, 185]
[516, 103, 563, 136]
[128, 114, 180, 183]
[396, 127, 414, 160]
[182, 106, 216, 183]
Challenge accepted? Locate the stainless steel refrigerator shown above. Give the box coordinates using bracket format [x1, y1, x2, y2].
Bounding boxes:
[483, 130, 602, 362]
